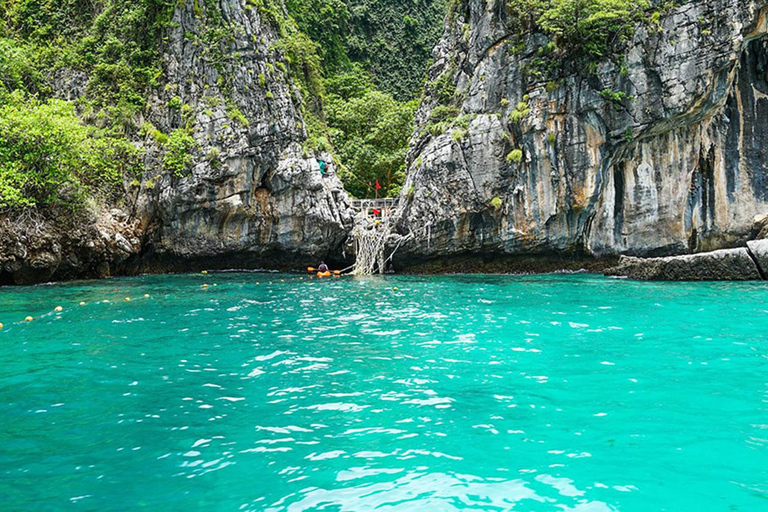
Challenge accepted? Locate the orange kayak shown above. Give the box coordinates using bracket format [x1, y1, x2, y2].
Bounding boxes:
[309, 267, 342, 278]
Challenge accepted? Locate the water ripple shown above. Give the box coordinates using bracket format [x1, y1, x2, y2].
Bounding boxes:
[2, 273, 768, 510]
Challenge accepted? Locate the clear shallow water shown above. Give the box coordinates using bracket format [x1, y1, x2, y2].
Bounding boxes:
[1, 273, 767, 511]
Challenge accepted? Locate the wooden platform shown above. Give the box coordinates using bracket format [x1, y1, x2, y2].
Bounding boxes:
[350, 198, 399, 224]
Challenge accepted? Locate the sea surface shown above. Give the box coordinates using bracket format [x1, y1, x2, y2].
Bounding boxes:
[1, 273, 767, 511]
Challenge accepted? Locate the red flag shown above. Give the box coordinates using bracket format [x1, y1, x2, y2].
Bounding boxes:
[375, 180, 381, 190]
[372, 208, 381, 216]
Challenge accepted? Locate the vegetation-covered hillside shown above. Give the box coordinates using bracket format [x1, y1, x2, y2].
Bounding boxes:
[0, 0, 666, 210]
[286, 0, 448, 198]
[0, 0, 447, 206]
[0, 0, 173, 210]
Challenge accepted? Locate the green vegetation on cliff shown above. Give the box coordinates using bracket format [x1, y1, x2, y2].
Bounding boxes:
[506, 0, 651, 60]
[0, 0, 174, 209]
[0, 0, 446, 205]
[1, 0, 173, 129]
[285, 0, 447, 198]
[0, 93, 139, 209]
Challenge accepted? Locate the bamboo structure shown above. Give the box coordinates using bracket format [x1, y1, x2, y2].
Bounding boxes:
[349, 199, 399, 275]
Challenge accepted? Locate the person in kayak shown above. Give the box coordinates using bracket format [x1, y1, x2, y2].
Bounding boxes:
[318, 262, 329, 273]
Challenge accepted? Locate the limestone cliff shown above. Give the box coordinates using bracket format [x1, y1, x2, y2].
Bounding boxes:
[0, 0, 353, 284]
[131, 0, 353, 272]
[393, 0, 768, 270]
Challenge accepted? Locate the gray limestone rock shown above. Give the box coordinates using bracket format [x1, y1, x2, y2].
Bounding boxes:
[132, 0, 354, 271]
[394, 0, 768, 269]
[747, 239, 768, 277]
[0, 207, 143, 285]
[605, 249, 762, 281]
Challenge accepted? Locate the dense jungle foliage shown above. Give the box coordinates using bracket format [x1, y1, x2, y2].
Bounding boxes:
[0, 0, 173, 209]
[286, 0, 447, 198]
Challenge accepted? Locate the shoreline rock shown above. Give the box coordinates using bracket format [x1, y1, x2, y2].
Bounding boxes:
[604, 247, 764, 281]
[746, 239, 768, 279]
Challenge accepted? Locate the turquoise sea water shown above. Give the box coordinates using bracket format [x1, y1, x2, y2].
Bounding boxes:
[1, 273, 767, 511]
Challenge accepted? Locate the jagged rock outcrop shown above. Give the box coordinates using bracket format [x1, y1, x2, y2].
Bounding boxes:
[0, 209, 142, 285]
[605, 248, 763, 281]
[0, 0, 353, 284]
[393, 0, 768, 272]
[747, 238, 768, 275]
[129, 0, 353, 272]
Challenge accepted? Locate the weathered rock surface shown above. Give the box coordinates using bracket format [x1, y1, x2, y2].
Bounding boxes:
[394, 0, 768, 271]
[605, 249, 762, 281]
[129, 0, 353, 273]
[0, 209, 142, 285]
[0, 0, 353, 284]
[746, 238, 768, 277]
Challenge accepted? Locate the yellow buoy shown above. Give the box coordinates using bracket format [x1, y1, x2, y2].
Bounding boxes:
[201, 270, 208, 274]
[0, 323, 4, 330]
[280, 279, 285, 283]
[125, 297, 131, 302]
[393, 287, 399, 291]
[24, 316, 33, 322]
[54, 306, 63, 312]
[79, 302, 86, 306]
[144, 294, 150, 298]
[202, 283, 209, 288]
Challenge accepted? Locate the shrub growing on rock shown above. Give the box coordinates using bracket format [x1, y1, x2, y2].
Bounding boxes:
[0, 93, 138, 209]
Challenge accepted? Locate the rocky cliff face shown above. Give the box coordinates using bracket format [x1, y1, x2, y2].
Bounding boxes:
[393, 0, 768, 269]
[131, 0, 353, 272]
[0, 0, 353, 284]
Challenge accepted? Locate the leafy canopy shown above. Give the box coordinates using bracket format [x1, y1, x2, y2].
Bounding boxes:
[325, 69, 418, 198]
[538, 0, 650, 59]
[287, 0, 448, 101]
[0, 93, 139, 209]
[507, 0, 650, 60]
